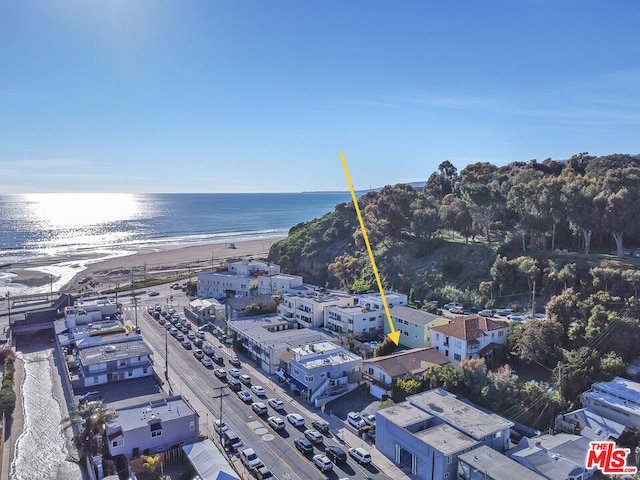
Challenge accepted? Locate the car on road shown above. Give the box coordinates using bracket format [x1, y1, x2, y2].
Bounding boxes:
[237, 390, 252, 403]
[201, 357, 213, 367]
[255, 466, 273, 480]
[313, 454, 333, 472]
[187, 332, 197, 340]
[228, 379, 242, 391]
[193, 338, 203, 348]
[228, 368, 241, 378]
[252, 402, 268, 415]
[479, 309, 495, 317]
[444, 302, 463, 311]
[449, 306, 466, 314]
[193, 349, 204, 359]
[348, 447, 372, 464]
[79, 391, 102, 403]
[294, 437, 314, 455]
[182, 339, 192, 349]
[268, 398, 285, 411]
[148, 291, 159, 297]
[229, 357, 242, 367]
[170, 327, 179, 336]
[267, 416, 285, 431]
[195, 331, 205, 339]
[312, 419, 330, 433]
[507, 313, 525, 322]
[251, 385, 266, 396]
[347, 412, 366, 429]
[287, 413, 305, 427]
[495, 308, 513, 316]
[212, 352, 224, 365]
[240, 448, 263, 470]
[239, 374, 251, 385]
[214, 368, 227, 379]
[176, 333, 185, 341]
[164, 323, 173, 331]
[325, 446, 347, 464]
[202, 344, 216, 356]
[304, 429, 323, 445]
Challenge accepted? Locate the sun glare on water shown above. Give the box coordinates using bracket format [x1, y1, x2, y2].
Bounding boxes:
[24, 193, 140, 227]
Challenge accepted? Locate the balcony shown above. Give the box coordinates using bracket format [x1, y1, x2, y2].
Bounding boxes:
[362, 371, 390, 389]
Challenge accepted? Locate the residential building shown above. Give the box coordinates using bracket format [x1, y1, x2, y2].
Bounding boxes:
[106, 396, 199, 459]
[63, 299, 118, 326]
[257, 273, 304, 295]
[356, 291, 408, 311]
[555, 408, 626, 441]
[580, 376, 640, 429]
[225, 294, 277, 320]
[281, 341, 362, 406]
[184, 298, 224, 325]
[457, 445, 547, 480]
[76, 339, 153, 387]
[278, 289, 353, 328]
[376, 389, 513, 479]
[362, 347, 450, 399]
[197, 259, 280, 299]
[431, 315, 508, 366]
[324, 304, 383, 335]
[183, 439, 240, 480]
[509, 434, 595, 480]
[227, 314, 323, 374]
[384, 305, 449, 349]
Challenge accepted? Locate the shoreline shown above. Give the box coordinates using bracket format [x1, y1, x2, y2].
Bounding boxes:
[4, 236, 286, 295]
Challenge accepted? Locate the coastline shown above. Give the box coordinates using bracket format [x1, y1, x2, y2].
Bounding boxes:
[4, 236, 286, 295]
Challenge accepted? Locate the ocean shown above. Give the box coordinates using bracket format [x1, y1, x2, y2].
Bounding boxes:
[0, 192, 352, 295]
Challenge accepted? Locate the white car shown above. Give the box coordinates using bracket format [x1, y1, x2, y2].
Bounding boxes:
[313, 454, 333, 472]
[507, 313, 525, 322]
[214, 368, 227, 378]
[267, 416, 285, 430]
[251, 385, 266, 396]
[268, 398, 285, 411]
[362, 413, 376, 426]
[347, 412, 365, 428]
[304, 429, 323, 445]
[287, 413, 305, 427]
[252, 402, 268, 415]
[201, 357, 213, 367]
[240, 448, 263, 470]
[348, 447, 372, 464]
[228, 368, 241, 378]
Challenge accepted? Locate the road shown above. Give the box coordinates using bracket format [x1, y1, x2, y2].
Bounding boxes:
[124, 286, 386, 480]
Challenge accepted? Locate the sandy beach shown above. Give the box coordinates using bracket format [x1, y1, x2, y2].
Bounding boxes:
[6, 236, 285, 294]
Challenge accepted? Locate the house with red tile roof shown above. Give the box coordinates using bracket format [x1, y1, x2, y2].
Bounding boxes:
[431, 315, 508, 366]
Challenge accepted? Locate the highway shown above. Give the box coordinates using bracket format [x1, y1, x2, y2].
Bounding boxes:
[123, 286, 386, 480]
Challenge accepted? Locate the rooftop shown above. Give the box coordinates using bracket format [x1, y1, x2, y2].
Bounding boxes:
[432, 315, 508, 341]
[226, 294, 276, 310]
[414, 424, 478, 455]
[107, 396, 196, 433]
[377, 401, 433, 428]
[285, 289, 352, 304]
[408, 388, 513, 440]
[228, 315, 325, 350]
[390, 305, 443, 325]
[362, 347, 450, 378]
[459, 445, 546, 480]
[590, 376, 640, 402]
[291, 341, 360, 368]
[358, 291, 407, 304]
[78, 340, 152, 366]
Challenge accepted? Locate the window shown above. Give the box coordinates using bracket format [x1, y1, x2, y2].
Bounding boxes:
[435, 333, 440, 340]
[190, 421, 195, 431]
[128, 370, 133, 377]
[143, 368, 148, 374]
[112, 438, 124, 448]
[93, 376, 99, 383]
[454, 353, 461, 361]
[498, 330, 504, 337]
[150, 423, 163, 438]
[495, 431, 502, 438]
[446, 455, 452, 464]
[491, 332, 495, 338]
[119, 360, 126, 367]
[455, 340, 462, 348]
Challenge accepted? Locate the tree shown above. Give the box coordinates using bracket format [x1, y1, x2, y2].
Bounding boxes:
[553, 346, 600, 402]
[142, 454, 162, 479]
[425, 161, 458, 199]
[373, 337, 397, 357]
[535, 175, 566, 251]
[507, 169, 543, 251]
[328, 255, 362, 292]
[562, 176, 599, 254]
[460, 358, 489, 400]
[545, 289, 579, 347]
[439, 195, 474, 242]
[515, 319, 563, 368]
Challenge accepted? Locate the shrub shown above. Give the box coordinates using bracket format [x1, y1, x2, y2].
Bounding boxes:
[442, 259, 464, 279]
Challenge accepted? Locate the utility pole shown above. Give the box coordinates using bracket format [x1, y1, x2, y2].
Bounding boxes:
[531, 280, 536, 318]
[165, 327, 169, 381]
[212, 386, 228, 442]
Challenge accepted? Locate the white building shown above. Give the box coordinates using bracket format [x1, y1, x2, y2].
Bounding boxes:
[257, 273, 304, 295]
[282, 341, 362, 406]
[197, 259, 280, 299]
[324, 304, 384, 335]
[356, 291, 408, 311]
[278, 289, 353, 328]
[77, 339, 153, 387]
[63, 299, 117, 326]
[580, 376, 640, 429]
[431, 315, 508, 366]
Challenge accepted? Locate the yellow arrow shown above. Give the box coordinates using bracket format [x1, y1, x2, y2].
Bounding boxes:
[340, 152, 400, 346]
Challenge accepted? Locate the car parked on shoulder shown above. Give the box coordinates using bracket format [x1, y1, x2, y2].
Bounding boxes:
[304, 429, 323, 445]
[311, 419, 330, 433]
[267, 416, 286, 431]
[255, 466, 273, 480]
[239, 374, 251, 385]
[214, 368, 227, 379]
[228, 379, 242, 391]
[313, 454, 333, 472]
[287, 413, 305, 427]
[229, 357, 242, 367]
[294, 437, 314, 455]
[325, 446, 347, 464]
[240, 448, 263, 470]
[237, 390, 252, 403]
[348, 447, 372, 464]
[268, 398, 285, 411]
[228, 368, 241, 378]
[201, 356, 213, 368]
[251, 385, 266, 396]
[362, 414, 376, 426]
[347, 412, 365, 429]
[449, 306, 466, 314]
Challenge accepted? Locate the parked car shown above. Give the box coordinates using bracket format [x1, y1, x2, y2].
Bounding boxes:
[252, 402, 268, 415]
[304, 429, 323, 445]
[251, 385, 266, 396]
[444, 302, 463, 311]
[495, 308, 513, 316]
[239, 374, 251, 385]
[213, 419, 228, 434]
[479, 309, 495, 317]
[193, 349, 205, 360]
[202, 343, 216, 356]
[347, 412, 365, 428]
[325, 446, 347, 463]
[228, 368, 241, 378]
[237, 390, 252, 403]
[362, 414, 376, 426]
[267, 416, 286, 431]
[348, 447, 372, 464]
[229, 357, 242, 367]
[240, 448, 263, 470]
[287, 413, 305, 427]
[268, 398, 285, 411]
[79, 391, 102, 403]
[311, 419, 330, 433]
[195, 331, 205, 339]
[181, 339, 192, 349]
[507, 313, 525, 322]
[255, 466, 273, 480]
[201, 357, 213, 368]
[214, 368, 227, 379]
[449, 306, 466, 314]
[222, 429, 243, 451]
[313, 454, 333, 472]
[294, 437, 314, 455]
[228, 379, 242, 391]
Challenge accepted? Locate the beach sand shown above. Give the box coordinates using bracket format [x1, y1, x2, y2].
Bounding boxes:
[6, 236, 285, 293]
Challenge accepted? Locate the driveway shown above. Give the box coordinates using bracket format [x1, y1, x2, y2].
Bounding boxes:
[326, 385, 381, 420]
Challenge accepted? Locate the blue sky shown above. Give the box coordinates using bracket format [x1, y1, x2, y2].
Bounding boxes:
[1, 1, 639, 193]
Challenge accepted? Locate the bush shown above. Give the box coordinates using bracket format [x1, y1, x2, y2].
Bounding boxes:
[442, 259, 464, 279]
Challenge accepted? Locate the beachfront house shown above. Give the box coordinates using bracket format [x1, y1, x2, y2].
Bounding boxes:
[197, 259, 280, 299]
[76, 339, 153, 387]
[106, 396, 199, 459]
[257, 273, 304, 295]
